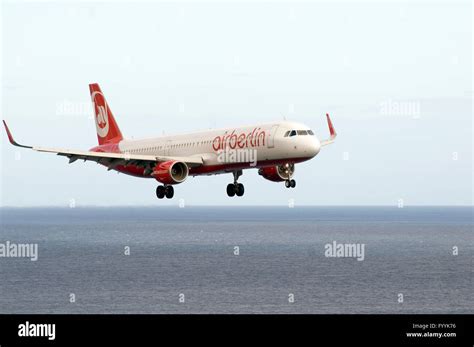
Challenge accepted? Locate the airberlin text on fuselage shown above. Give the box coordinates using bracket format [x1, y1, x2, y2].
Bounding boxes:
[212, 128, 266, 152]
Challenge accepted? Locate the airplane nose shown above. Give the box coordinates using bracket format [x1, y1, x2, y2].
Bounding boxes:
[305, 137, 320, 158]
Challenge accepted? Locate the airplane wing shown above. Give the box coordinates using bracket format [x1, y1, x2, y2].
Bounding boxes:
[3, 121, 203, 175]
[320, 113, 337, 147]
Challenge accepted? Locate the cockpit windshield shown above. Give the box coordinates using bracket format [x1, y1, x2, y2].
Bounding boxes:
[284, 129, 314, 137]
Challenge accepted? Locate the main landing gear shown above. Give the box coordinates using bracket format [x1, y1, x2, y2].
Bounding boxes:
[285, 179, 296, 189]
[227, 170, 245, 197]
[156, 185, 174, 199]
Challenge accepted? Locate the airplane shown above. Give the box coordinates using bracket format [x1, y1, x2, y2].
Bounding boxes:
[2, 83, 337, 199]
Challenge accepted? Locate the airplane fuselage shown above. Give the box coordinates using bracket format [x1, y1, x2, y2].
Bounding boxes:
[90, 121, 321, 178]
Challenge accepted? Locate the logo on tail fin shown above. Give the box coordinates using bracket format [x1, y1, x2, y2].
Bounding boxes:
[91, 91, 109, 138]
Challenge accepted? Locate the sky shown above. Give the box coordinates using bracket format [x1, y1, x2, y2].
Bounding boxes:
[1, 0, 472, 206]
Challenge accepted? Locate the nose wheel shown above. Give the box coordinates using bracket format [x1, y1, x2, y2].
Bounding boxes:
[285, 179, 296, 189]
[156, 185, 174, 199]
[227, 170, 245, 197]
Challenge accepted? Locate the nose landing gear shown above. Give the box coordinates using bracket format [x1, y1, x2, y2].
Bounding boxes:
[285, 179, 296, 189]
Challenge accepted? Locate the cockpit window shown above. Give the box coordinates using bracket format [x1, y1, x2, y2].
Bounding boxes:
[285, 129, 313, 137]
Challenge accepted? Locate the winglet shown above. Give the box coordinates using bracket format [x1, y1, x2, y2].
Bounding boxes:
[2, 120, 33, 149]
[320, 113, 337, 147]
[326, 113, 336, 138]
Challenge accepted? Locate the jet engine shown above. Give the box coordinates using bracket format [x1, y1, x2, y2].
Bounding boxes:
[152, 161, 189, 185]
[258, 163, 295, 182]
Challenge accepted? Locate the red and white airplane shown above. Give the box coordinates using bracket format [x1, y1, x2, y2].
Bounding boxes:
[3, 83, 337, 199]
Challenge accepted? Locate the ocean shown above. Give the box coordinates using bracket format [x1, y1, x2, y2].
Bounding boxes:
[0, 206, 472, 314]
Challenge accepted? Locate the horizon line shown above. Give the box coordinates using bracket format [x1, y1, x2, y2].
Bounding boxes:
[0, 205, 473, 209]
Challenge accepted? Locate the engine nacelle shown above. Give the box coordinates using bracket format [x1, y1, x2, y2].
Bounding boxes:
[258, 163, 295, 182]
[152, 161, 189, 185]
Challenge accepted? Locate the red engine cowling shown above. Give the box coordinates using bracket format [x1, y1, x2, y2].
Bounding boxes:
[258, 163, 295, 182]
[152, 161, 189, 185]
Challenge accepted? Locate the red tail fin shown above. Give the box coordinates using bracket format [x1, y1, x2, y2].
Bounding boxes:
[89, 83, 123, 145]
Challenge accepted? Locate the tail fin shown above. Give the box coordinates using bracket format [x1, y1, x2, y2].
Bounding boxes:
[89, 83, 123, 145]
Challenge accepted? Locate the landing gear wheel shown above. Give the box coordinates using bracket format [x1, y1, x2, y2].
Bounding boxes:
[227, 184, 236, 197]
[165, 185, 174, 199]
[285, 180, 291, 188]
[236, 183, 245, 197]
[227, 170, 244, 197]
[156, 185, 165, 199]
[290, 179, 296, 188]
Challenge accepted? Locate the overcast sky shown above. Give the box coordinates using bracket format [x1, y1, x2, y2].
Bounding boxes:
[1, 0, 472, 206]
